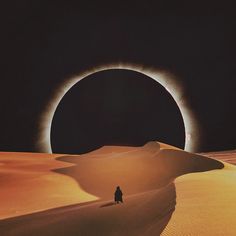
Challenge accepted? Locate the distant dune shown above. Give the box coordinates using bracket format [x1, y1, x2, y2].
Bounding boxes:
[1, 142, 235, 236]
[200, 150, 236, 165]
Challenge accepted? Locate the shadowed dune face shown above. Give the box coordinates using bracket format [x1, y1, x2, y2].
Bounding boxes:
[0, 184, 177, 236]
[54, 142, 223, 199]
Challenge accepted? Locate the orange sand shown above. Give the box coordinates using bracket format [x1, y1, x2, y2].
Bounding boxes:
[0, 152, 96, 219]
[161, 150, 236, 235]
[0, 142, 233, 236]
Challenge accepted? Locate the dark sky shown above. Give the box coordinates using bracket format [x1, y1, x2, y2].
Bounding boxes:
[0, 1, 235, 153]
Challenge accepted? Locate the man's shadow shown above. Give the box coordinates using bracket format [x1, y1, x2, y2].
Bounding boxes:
[100, 202, 117, 208]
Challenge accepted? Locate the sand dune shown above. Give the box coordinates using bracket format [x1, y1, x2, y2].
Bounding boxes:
[0, 184, 176, 236]
[0, 142, 227, 235]
[0, 152, 97, 219]
[54, 143, 222, 200]
[201, 150, 236, 165]
[162, 163, 236, 236]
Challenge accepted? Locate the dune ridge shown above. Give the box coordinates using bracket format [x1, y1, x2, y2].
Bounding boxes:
[54, 142, 222, 200]
[162, 162, 236, 236]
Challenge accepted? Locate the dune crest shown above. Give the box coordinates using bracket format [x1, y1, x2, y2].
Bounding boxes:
[54, 142, 222, 200]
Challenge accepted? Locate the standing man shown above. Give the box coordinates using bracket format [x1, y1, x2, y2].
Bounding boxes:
[114, 186, 123, 204]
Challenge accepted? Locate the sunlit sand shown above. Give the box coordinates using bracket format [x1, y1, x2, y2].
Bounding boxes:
[1, 142, 235, 235]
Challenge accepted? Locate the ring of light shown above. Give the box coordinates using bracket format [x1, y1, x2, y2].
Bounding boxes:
[37, 63, 200, 153]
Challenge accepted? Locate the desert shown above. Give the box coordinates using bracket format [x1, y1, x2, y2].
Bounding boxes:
[1, 142, 235, 235]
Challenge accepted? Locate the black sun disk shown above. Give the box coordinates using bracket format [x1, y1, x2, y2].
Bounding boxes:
[50, 69, 185, 154]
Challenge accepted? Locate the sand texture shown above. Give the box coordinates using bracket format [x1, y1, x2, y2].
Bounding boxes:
[1, 142, 233, 236]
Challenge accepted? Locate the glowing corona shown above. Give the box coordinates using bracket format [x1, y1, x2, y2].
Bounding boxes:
[37, 63, 200, 153]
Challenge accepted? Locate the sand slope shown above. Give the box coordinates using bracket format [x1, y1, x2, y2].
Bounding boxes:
[161, 150, 236, 235]
[0, 152, 97, 219]
[0, 142, 226, 236]
[0, 184, 176, 236]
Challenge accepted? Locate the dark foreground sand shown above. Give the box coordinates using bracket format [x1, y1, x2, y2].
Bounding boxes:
[0, 142, 229, 236]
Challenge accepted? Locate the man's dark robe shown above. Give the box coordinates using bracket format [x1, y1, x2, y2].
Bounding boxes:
[114, 187, 123, 203]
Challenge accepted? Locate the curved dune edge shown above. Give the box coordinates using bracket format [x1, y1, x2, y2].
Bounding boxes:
[0, 152, 98, 220]
[53, 142, 223, 201]
[162, 162, 236, 236]
[158, 142, 182, 150]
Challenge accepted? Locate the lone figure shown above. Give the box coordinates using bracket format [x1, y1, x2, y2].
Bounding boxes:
[114, 186, 123, 204]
